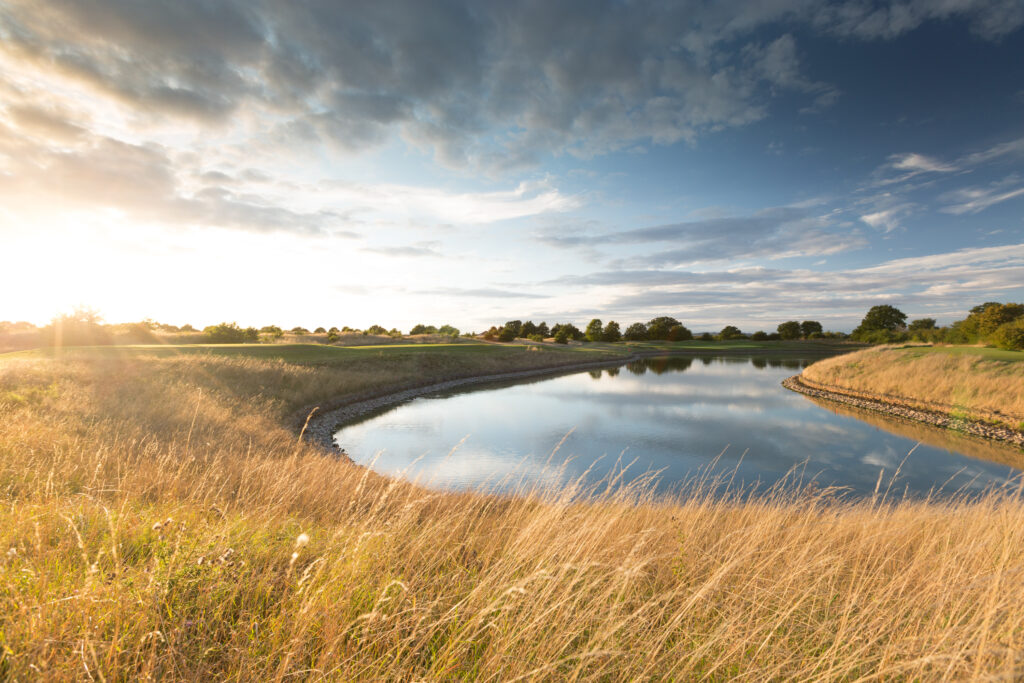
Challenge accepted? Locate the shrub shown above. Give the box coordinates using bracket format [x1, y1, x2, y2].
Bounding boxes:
[438, 325, 460, 336]
[991, 319, 1024, 351]
[365, 325, 387, 335]
[498, 327, 516, 342]
[699, 332, 714, 341]
[553, 328, 570, 344]
[409, 324, 439, 335]
[719, 325, 744, 340]
[203, 322, 259, 343]
[751, 331, 769, 341]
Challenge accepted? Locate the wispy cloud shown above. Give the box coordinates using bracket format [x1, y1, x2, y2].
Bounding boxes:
[941, 176, 1024, 215]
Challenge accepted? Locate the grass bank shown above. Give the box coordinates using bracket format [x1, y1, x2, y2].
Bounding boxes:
[2, 345, 1024, 679]
[800, 344, 1024, 427]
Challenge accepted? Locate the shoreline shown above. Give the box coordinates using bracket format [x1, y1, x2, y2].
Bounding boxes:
[296, 344, 861, 461]
[782, 375, 1024, 449]
[301, 354, 641, 460]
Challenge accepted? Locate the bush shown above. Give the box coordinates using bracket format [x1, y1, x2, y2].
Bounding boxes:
[203, 322, 259, 343]
[438, 324, 460, 336]
[667, 324, 692, 341]
[365, 325, 387, 335]
[553, 328, 570, 344]
[699, 332, 714, 341]
[719, 325, 744, 340]
[409, 324, 438, 335]
[498, 327, 516, 342]
[991, 319, 1024, 351]
[751, 331, 769, 341]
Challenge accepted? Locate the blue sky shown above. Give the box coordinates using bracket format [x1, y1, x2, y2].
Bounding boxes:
[1, 0, 1021, 332]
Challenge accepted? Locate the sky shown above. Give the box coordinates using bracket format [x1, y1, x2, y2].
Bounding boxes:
[1, 0, 1022, 333]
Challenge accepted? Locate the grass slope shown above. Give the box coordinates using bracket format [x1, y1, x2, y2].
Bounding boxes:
[802, 344, 1024, 425]
[1, 346, 1023, 679]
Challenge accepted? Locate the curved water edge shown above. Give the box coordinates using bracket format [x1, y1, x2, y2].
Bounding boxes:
[320, 354, 1023, 498]
[783, 375, 1024, 450]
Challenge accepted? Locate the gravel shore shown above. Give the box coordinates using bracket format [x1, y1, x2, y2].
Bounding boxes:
[783, 375, 1024, 449]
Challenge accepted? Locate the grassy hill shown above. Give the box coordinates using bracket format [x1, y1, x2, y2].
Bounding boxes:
[1, 344, 1023, 679]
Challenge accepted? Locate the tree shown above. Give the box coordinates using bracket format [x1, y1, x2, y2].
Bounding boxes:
[260, 325, 284, 339]
[800, 320, 823, 337]
[585, 318, 604, 342]
[314, 326, 327, 333]
[719, 325, 743, 340]
[602, 320, 621, 342]
[777, 321, 802, 340]
[438, 324, 459, 336]
[503, 320, 523, 338]
[536, 322, 550, 337]
[43, 307, 111, 347]
[908, 318, 937, 332]
[857, 305, 907, 332]
[290, 326, 310, 334]
[520, 321, 538, 337]
[498, 326, 517, 342]
[667, 324, 692, 341]
[623, 322, 648, 341]
[365, 324, 387, 335]
[970, 302, 1001, 315]
[751, 331, 769, 341]
[647, 316, 681, 340]
[409, 324, 438, 335]
[699, 332, 714, 341]
[327, 330, 340, 343]
[977, 303, 1024, 336]
[203, 322, 258, 343]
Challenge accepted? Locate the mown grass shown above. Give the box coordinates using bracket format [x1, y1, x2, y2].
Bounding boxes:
[802, 344, 1024, 424]
[1, 348, 1024, 680]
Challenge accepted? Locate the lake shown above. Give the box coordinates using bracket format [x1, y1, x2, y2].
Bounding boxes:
[334, 355, 1024, 498]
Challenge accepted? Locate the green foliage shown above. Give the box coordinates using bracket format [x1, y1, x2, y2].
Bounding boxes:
[719, 325, 744, 340]
[646, 316, 681, 340]
[667, 324, 692, 341]
[553, 327, 570, 344]
[498, 327, 517, 342]
[520, 321, 538, 337]
[991, 319, 1024, 351]
[438, 325, 460, 337]
[800, 320, 823, 337]
[623, 322, 648, 341]
[908, 318, 937, 332]
[536, 322, 550, 337]
[260, 325, 284, 339]
[203, 322, 259, 344]
[852, 305, 907, 340]
[751, 331, 769, 341]
[326, 331, 340, 343]
[551, 323, 583, 341]
[314, 327, 327, 333]
[290, 326, 310, 335]
[699, 332, 714, 341]
[503, 321, 523, 338]
[585, 319, 604, 342]
[365, 325, 387, 335]
[409, 324, 439, 335]
[777, 321, 801, 340]
[602, 320, 622, 342]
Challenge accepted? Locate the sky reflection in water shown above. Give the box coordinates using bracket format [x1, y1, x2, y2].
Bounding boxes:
[335, 356, 1023, 498]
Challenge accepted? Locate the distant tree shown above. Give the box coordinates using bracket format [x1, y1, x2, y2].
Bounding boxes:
[553, 327, 570, 344]
[503, 320, 523, 338]
[857, 305, 907, 332]
[908, 318, 937, 332]
[667, 324, 692, 341]
[313, 326, 326, 333]
[800, 320, 823, 337]
[647, 316, 681, 340]
[365, 324, 387, 335]
[498, 326, 517, 342]
[520, 321, 538, 337]
[409, 324, 439, 335]
[719, 325, 744, 340]
[438, 324, 459, 336]
[328, 326, 340, 334]
[777, 321, 802, 340]
[482, 326, 499, 341]
[623, 322, 648, 341]
[43, 307, 111, 347]
[290, 326, 310, 334]
[977, 303, 1024, 336]
[751, 331, 769, 341]
[203, 322, 258, 344]
[602, 320, 621, 342]
[261, 325, 284, 339]
[585, 318, 604, 342]
[970, 302, 1002, 315]
[536, 322, 550, 337]
[180, 324, 196, 332]
[699, 332, 714, 341]
[326, 330, 339, 343]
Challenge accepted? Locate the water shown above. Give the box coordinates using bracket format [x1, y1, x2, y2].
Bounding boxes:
[334, 355, 1024, 498]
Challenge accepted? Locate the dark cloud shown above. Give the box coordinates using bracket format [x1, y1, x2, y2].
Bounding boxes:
[9, 1, 1014, 169]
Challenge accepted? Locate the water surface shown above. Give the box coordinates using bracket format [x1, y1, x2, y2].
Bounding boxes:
[335, 355, 1023, 498]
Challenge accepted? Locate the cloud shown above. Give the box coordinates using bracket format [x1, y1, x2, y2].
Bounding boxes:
[538, 205, 865, 266]
[940, 176, 1024, 215]
[889, 153, 957, 174]
[363, 242, 442, 258]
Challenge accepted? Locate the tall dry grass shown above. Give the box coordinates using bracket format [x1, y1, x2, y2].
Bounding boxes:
[1, 354, 1024, 680]
[802, 345, 1024, 424]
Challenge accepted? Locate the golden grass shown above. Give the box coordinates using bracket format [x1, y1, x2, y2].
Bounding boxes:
[1, 353, 1024, 680]
[802, 345, 1024, 425]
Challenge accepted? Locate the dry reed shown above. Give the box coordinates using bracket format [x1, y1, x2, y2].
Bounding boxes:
[0, 353, 1023, 680]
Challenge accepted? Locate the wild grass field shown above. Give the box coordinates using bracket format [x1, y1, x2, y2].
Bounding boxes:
[1, 345, 1024, 680]
[801, 344, 1024, 425]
